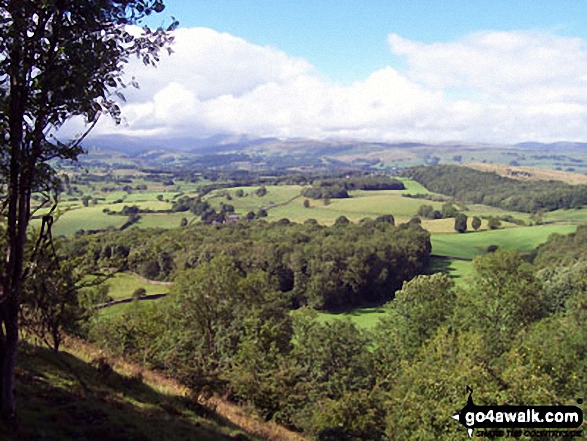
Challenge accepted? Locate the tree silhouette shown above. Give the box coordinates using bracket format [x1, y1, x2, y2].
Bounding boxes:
[0, 0, 175, 419]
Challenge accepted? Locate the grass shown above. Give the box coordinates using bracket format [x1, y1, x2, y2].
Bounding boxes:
[466, 162, 587, 185]
[92, 273, 172, 321]
[48, 205, 126, 237]
[134, 212, 195, 229]
[3, 341, 255, 441]
[104, 273, 170, 301]
[543, 207, 587, 223]
[430, 224, 579, 260]
[316, 307, 388, 330]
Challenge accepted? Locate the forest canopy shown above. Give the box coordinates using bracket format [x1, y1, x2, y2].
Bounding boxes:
[402, 165, 587, 212]
[65, 218, 431, 311]
[88, 233, 587, 440]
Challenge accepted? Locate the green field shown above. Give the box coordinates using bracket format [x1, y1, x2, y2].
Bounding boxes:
[45, 206, 127, 236]
[204, 183, 443, 224]
[95, 273, 171, 320]
[105, 273, 170, 300]
[430, 224, 579, 260]
[38, 175, 586, 330]
[42, 178, 587, 236]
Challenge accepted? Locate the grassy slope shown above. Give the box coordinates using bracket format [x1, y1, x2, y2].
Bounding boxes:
[96, 274, 171, 320]
[430, 224, 579, 260]
[466, 162, 587, 185]
[105, 273, 170, 301]
[3, 342, 254, 441]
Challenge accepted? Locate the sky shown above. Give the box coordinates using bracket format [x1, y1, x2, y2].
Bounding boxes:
[83, 0, 587, 144]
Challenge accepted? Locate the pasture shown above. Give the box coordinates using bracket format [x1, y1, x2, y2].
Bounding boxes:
[95, 273, 171, 320]
[430, 223, 579, 260]
[36, 172, 586, 330]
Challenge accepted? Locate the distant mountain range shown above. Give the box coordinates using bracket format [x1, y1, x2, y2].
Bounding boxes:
[514, 141, 587, 151]
[80, 134, 587, 173]
[85, 133, 587, 154]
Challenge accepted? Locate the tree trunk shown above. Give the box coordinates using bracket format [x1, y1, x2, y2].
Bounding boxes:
[0, 2, 26, 419]
[0, 304, 18, 419]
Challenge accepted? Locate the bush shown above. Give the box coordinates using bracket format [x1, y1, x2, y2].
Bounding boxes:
[132, 288, 147, 299]
[334, 216, 350, 226]
[487, 217, 501, 230]
[454, 213, 468, 233]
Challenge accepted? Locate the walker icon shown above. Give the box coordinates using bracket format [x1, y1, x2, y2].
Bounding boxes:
[451, 386, 583, 438]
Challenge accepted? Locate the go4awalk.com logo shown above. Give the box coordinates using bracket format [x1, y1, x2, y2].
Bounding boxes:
[452, 386, 584, 438]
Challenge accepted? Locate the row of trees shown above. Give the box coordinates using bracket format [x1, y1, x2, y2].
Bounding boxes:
[302, 176, 405, 200]
[404, 165, 587, 212]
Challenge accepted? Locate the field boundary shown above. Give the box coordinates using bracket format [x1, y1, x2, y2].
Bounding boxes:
[430, 254, 473, 262]
[95, 293, 168, 309]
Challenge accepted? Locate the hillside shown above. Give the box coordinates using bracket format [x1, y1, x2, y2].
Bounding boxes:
[466, 162, 587, 185]
[1, 340, 303, 441]
[80, 136, 587, 173]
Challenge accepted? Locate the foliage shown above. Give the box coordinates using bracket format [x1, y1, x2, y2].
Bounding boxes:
[21, 254, 86, 352]
[87, 227, 587, 440]
[454, 213, 467, 233]
[453, 250, 545, 359]
[403, 164, 587, 212]
[531, 224, 587, 267]
[302, 185, 349, 200]
[487, 216, 501, 229]
[255, 186, 268, 197]
[312, 176, 405, 191]
[66, 219, 431, 311]
[0, 0, 175, 418]
[372, 274, 456, 381]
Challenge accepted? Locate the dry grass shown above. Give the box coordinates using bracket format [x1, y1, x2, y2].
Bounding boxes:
[208, 398, 308, 441]
[466, 162, 587, 185]
[63, 337, 307, 441]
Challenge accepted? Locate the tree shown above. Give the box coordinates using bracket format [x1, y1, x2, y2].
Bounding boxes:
[441, 202, 458, 218]
[132, 287, 147, 299]
[471, 216, 482, 231]
[454, 213, 468, 233]
[454, 250, 545, 359]
[487, 216, 501, 230]
[0, 0, 175, 418]
[417, 204, 433, 219]
[375, 214, 395, 225]
[334, 215, 350, 226]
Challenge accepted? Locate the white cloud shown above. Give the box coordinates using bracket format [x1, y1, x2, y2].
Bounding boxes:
[86, 27, 587, 144]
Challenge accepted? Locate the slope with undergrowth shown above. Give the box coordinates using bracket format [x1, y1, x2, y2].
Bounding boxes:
[0, 341, 276, 441]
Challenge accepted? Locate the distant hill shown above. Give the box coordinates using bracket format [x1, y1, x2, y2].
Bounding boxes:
[514, 141, 587, 151]
[466, 162, 587, 185]
[78, 134, 587, 173]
